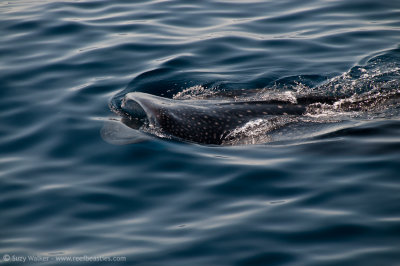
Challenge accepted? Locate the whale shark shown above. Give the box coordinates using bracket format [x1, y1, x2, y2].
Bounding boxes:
[115, 92, 341, 145]
[107, 87, 400, 145]
[104, 48, 400, 145]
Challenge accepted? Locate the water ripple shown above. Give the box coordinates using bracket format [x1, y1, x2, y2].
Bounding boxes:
[1, 0, 400, 265]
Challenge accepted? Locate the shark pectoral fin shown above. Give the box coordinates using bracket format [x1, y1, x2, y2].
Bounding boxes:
[101, 118, 151, 145]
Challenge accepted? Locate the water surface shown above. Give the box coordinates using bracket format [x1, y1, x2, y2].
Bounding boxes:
[1, 0, 400, 265]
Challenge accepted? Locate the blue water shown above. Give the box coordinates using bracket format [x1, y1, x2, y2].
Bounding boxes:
[1, 0, 400, 265]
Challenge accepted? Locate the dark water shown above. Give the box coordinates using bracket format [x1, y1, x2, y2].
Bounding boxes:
[1, 0, 400, 265]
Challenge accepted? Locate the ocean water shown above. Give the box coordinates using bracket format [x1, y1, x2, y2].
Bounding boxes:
[1, 0, 400, 265]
